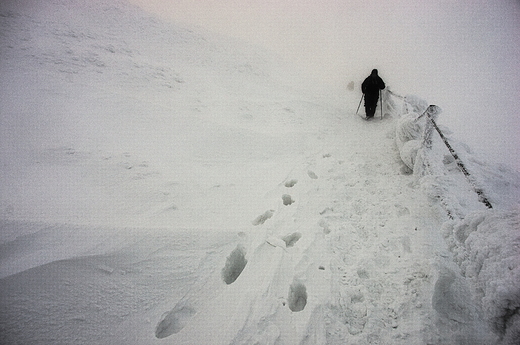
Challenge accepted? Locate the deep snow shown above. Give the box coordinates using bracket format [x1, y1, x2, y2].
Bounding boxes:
[1, 1, 519, 344]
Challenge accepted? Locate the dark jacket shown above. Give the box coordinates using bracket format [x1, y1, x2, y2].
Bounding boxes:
[362, 69, 385, 97]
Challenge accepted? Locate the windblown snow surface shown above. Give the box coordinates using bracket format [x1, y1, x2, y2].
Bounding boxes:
[1, 1, 520, 344]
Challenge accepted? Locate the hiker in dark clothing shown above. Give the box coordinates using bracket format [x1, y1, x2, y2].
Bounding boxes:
[361, 69, 385, 119]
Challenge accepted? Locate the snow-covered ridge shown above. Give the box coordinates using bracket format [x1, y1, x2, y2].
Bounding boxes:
[1, 0, 519, 344]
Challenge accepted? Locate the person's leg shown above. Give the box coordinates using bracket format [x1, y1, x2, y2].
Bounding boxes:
[365, 99, 373, 117]
[366, 95, 379, 118]
[366, 102, 376, 118]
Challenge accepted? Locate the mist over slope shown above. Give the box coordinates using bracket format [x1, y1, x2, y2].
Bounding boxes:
[1, 1, 519, 345]
[129, 0, 520, 172]
[0, 0, 327, 228]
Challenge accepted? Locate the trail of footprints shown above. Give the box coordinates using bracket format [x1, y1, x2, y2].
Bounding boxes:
[248, 174, 308, 313]
[155, 169, 324, 339]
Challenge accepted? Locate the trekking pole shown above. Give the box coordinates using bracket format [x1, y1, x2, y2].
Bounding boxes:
[380, 89, 383, 119]
[356, 94, 364, 115]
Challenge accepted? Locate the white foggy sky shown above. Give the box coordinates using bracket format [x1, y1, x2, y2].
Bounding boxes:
[126, 1, 520, 87]
[130, 0, 520, 168]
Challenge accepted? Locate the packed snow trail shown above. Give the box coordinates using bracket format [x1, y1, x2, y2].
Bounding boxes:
[151, 105, 470, 345]
[311, 112, 445, 344]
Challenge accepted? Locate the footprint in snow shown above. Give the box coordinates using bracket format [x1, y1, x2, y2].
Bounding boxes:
[156, 244, 248, 339]
[282, 194, 294, 206]
[343, 288, 367, 335]
[307, 170, 318, 179]
[282, 232, 302, 247]
[221, 245, 247, 284]
[288, 279, 307, 312]
[284, 179, 298, 188]
[356, 268, 370, 279]
[318, 219, 331, 234]
[155, 301, 196, 338]
[252, 210, 274, 225]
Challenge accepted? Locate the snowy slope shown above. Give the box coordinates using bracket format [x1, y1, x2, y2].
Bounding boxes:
[0, 0, 320, 229]
[1, 1, 519, 345]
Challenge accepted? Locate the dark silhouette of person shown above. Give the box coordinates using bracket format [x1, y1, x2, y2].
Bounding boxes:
[361, 69, 385, 119]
